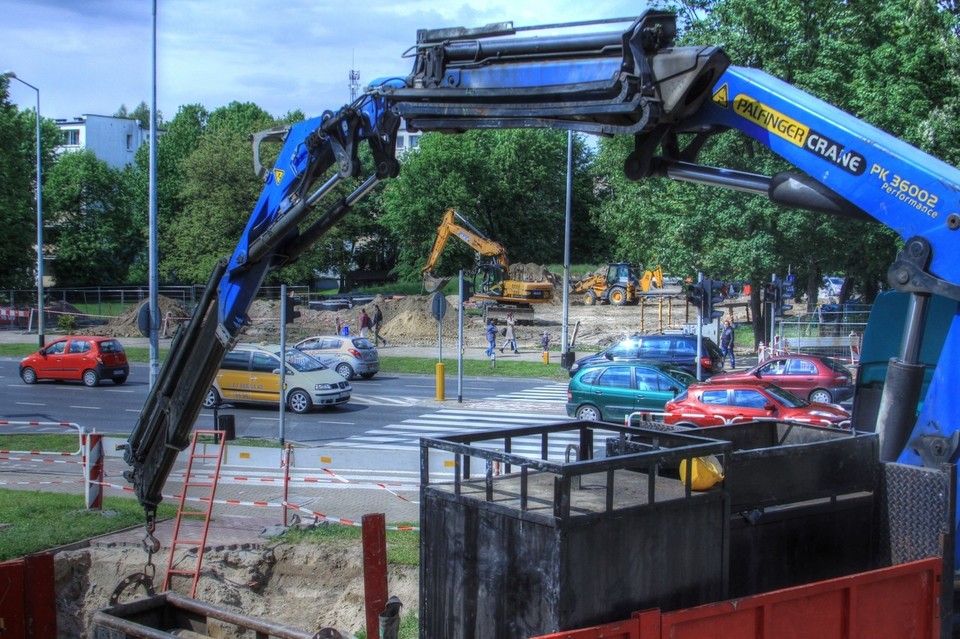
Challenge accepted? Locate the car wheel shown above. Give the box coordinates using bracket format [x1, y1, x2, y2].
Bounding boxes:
[112, 376, 127, 385]
[20, 367, 37, 384]
[609, 286, 627, 305]
[335, 363, 354, 380]
[576, 405, 602, 421]
[82, 370, 100, 387]
[809, 388, 833, 403]
[203, 387, 221, 409]
[360, 372, 376, 379]
[584, 290, 598, 306]
[287, 389, 312, 414]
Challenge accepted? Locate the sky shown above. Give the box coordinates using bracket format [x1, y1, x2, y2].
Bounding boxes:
[2, 0, 647, 122]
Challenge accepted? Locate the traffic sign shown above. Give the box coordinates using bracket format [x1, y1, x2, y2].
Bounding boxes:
[431, 292, 448, 321]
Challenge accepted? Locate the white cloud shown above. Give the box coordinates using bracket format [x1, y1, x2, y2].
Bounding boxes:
[2, 0, 647, 120]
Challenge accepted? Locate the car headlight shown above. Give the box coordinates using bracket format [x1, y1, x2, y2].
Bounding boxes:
[315, 383, 338, 390]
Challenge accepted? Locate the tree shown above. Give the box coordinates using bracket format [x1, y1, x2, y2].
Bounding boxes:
[595, 0, 958, 344]
[0, 78, 60, 291]
[115, 102, 161, 129]
[43, 150, 138, 286]
[380, 129, 601, 284]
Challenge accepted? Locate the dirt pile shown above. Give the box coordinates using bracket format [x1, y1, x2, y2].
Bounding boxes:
[57, 539, 418, 638]
[83, 296, 191, 338]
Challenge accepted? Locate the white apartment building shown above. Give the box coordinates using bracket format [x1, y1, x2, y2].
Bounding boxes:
[54, 114, 149, 169]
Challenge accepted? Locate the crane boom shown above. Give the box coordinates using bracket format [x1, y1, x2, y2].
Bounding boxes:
[123, 9, 960, 571]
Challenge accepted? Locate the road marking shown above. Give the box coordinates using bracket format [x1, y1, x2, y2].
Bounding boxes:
[68, 405, 101, 410]
[15, 402, 46, 406]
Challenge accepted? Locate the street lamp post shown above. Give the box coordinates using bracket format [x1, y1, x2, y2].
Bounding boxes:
[3, 71, 44, 347]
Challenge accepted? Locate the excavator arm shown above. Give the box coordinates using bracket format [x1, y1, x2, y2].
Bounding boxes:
[422, 209, 511, 293]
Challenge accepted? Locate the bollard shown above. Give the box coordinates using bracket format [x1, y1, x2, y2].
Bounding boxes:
[490, 352, 496, 368]
[435, 362, 445, 401]
[542, 350, 550, 365]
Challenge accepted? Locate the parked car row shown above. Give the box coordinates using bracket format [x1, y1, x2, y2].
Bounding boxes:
[17, 333, 379, 415]
[565, 337, 853, 429]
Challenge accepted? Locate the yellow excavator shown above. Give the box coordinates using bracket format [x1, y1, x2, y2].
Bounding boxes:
[571, 263, 663, 305]
[422, 209, 553, 324]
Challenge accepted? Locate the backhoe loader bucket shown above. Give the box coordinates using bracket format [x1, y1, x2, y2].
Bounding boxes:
[423, 272, 452, 293]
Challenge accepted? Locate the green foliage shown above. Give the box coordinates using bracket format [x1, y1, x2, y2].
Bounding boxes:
[44, 150, 139, 285]
[0, 490, 178, 561]
[0, 79, 59, 289]
[57, 313, 77, 333]
[283, 522, 420, 566]
[380, 130, 604, 283]
[114, 101, 161, 129]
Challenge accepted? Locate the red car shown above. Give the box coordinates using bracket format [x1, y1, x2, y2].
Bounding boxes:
[19, 336, 129, 386]
[663, 379, 850, 429]
[708, 354, 853, 404]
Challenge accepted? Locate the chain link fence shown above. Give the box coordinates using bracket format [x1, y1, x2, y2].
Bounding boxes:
[768, 303, 872, 365]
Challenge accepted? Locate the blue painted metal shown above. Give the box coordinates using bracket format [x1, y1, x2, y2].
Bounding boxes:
[686, 65, 960, 286]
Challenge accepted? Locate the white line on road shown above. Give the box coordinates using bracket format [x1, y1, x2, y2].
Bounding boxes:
[68, 405, 101, 410]
[15, 402, 46, 406]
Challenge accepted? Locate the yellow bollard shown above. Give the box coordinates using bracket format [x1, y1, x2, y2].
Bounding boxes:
[542, 350, 550, 365]
[435, 362, 445, 401]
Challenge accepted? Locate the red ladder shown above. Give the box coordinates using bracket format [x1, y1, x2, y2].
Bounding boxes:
[162, 429, 226, 597]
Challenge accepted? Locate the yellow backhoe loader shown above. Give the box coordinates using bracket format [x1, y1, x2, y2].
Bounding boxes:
[571, 263, 663, 305]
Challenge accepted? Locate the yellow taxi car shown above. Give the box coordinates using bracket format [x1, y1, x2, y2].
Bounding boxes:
[202, 343, 351, 413]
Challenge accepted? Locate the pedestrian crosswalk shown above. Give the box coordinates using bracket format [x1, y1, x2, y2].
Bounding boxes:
[349, 394, 421, 407]
[492, 383, 568, 404]
[336, 406, 617, 461]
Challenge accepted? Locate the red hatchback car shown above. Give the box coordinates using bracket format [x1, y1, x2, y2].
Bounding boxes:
[708, 354, 853, 404]
[663, 379, 851, 429]
[20, 336, 130, 386]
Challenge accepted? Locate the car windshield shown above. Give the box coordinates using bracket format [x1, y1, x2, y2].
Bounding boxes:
[280, 348, 326, 372]
[763, 384, 809, 408]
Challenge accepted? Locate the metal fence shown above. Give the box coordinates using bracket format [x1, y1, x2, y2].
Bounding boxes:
[770, 303, 872, 364]
[0, 285, 311, 332]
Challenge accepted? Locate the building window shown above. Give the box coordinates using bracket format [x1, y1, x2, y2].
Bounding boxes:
[61, 129, 80, 146]
[126, 134, 133, 150]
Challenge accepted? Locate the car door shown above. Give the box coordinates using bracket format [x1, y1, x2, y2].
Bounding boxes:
[633, 366, 680, 412]
[216, 350, 252, 402]
[249, 351, 283, 404]
[589, 366, 636, 421]
[781, 357, 819, 397]
[314, 338, 343, 368]
[728, 388, 778, 424]
[756, 358, 790, 389]
[39, 339, 69, 379]
[694, 388, 730, 426]
[61, 338, 94, 380]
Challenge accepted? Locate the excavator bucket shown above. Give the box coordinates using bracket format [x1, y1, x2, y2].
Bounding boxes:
[423, 272, 452, 293]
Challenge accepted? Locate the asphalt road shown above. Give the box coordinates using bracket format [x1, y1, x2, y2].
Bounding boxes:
[0, 357, 568, 445]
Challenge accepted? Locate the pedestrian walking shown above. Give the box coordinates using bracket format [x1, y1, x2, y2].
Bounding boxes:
[720, 319, 736, 368]
[359, 308, 370, 338]
[485, 321, 498, 357]
[372, 304, 387, 346]
[500, 312, 519, 353]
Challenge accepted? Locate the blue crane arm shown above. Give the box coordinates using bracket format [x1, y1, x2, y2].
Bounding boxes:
[125, 7, 960, 559]
[672, 66, 960, 285]
[122, 10, 728, 527]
